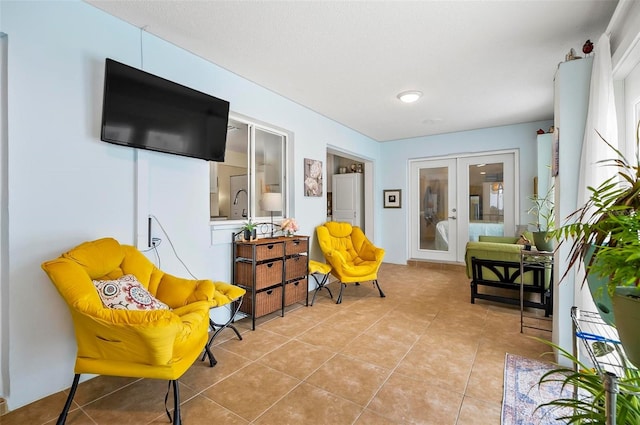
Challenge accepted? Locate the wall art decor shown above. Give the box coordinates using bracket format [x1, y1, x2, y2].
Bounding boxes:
[383, 189, 402, 208]
[304, 158, 323, 197]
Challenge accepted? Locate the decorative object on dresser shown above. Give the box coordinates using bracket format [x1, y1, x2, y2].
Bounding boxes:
[241, 218, 258, 241]
[280, 217, 299, 237]
[260, 192, 282, 238]
[233, 234, 309, 330]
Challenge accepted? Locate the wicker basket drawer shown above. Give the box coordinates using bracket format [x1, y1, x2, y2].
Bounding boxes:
[240, 286, 283, 317]
[236, 242, 284, 261]
[236, 260, 283, 290]
[285, 238, 308, 255]
[285, 256, 308, 281]
[285, 278, 308, 306]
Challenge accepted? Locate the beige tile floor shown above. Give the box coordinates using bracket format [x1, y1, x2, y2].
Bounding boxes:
[1, 262, 554, 425]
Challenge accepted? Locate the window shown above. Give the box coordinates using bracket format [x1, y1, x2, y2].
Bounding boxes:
[209, 115, 288, 224]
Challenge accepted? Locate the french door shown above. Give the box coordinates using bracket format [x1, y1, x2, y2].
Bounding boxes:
[410, 152, 516, 263]
[410, 158, 458, 262]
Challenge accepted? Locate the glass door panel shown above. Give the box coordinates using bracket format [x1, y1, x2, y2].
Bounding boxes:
[467, 162, 505, 242]
[457, 152, 515, 263]
[420, 166, 448, 250]
[410, 158, 457, 262]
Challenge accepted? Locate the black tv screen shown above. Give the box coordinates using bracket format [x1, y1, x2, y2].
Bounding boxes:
[100, 58, 229, 162]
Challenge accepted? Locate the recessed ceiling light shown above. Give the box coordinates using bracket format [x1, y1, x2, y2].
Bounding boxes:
[397, 90, 423, 103]
[480, 171, 486, 175]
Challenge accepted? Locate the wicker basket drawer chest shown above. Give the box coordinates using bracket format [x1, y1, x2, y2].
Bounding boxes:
[233, 235, 309, 330]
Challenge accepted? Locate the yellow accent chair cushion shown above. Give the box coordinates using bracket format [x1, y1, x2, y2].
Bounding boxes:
[315, 222, 386, 303]
[41, 237, 223, 424]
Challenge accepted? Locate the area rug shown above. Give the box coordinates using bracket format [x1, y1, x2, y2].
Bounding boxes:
[502, 353, 572, 425]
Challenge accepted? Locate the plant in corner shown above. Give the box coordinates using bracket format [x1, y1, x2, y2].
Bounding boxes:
[553, 122, 640, 365]
[534, 339, 640, 424]
[528, 183, 555, 252]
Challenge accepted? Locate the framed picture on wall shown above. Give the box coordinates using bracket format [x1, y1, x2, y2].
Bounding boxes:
[383, 189, 401, 208]
[304, 158, 323, 197]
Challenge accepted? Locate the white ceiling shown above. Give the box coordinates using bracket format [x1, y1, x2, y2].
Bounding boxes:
[86, 0, 618, 142]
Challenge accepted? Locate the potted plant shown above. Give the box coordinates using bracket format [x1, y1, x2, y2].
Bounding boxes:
[528, 183, 555, 252]
[535, 339, 640, 424]
[241, 219, 257, 241]
[554, 122, 640, 364]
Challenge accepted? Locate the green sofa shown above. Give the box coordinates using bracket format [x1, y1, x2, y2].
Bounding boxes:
[465, 235, 552, 315]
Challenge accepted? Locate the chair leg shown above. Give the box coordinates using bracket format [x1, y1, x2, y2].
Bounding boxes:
[310, 273, 333, 306]
[336, 280, 384, 304]
[202, 297, 244, 366]
[56, 374, 80, 425]
[373, 280, 386, 298]
[470, 281, 477, 304]
[336, 283, 346, 304]
[172, 380, 181, 425]
[204, 342, 217, 367]
[164, 380, 182, 425]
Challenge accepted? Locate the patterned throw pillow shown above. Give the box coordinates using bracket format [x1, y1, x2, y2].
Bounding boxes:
[92, 274, 169, 310]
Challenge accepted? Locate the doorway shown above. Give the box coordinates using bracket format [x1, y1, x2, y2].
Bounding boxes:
[326, 148, 374, 238]
[409, 151, 517, 263]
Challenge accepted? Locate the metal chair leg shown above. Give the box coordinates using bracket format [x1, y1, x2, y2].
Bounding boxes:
[373, 279, 386, 298]
[202, 297, 244, 366]
[56, 374, 80, 425]
[310, 273, 333, 306]
[172, 380, 181, 425]
[164, 380, 182, 425]
[204, 342, 217, 367]
[336, 283, 346, 304]
[336, 280, 384, 304]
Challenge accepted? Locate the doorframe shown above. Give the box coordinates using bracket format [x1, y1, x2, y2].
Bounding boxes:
[0, 33, 7, 402]
[326, 147, 375, 239]
[408, 149, 519, 263]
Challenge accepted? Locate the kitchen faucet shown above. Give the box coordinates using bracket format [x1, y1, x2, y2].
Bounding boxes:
[233, 189, 247, 205]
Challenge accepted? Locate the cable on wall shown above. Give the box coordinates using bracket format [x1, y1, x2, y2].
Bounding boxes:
[148, 214, 198, 280]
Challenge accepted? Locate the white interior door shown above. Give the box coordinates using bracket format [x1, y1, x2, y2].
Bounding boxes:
[410, 158, 457, 262]
[332, 173, 363, 226]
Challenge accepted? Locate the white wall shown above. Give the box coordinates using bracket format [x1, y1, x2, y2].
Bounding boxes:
[0, 1, 381, 410]
[378, 120, 552, 264]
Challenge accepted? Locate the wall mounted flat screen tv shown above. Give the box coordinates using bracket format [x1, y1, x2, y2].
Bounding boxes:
[101, 58, 229, 162]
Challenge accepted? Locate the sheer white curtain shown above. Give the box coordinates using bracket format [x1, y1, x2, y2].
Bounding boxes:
[575, 33, 619, 311]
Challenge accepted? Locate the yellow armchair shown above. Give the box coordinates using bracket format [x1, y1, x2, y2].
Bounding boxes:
[42, 237, 220, 425]
[316, 222, 386, 303]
